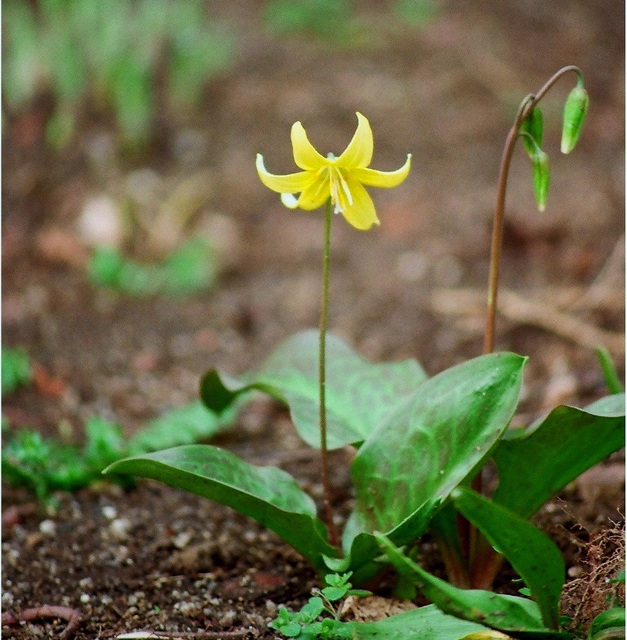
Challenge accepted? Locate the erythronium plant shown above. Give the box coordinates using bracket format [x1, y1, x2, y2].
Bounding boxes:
[106, 67, 624, 639]
[255, 111, 411, 545]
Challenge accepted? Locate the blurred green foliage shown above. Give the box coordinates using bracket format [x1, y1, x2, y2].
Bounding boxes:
[2, 402, 236, 504]
[2, 0, 234, 147]
[264, 0, 354, 41]
[88, 235, 217, 297]
[2, 347, 32, 398]
[2, 418, 129, 503]
[394, 0, 439, 26]
[1, 344, 237, 503]
[264, 0, 439, 42]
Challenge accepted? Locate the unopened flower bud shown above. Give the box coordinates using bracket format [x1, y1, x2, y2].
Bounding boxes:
[532, 149, 550, 212]
[561, 85, 589, 154]
[520, 107, 543, 158]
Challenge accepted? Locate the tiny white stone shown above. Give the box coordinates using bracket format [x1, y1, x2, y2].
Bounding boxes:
[109, 518, 131, 540]
[173, 531, 192, 549]
[39, 519, 56, 535]
[77, 195, 125, 248]
[102, 505, 117, 520]
[80, 593, 91, 603]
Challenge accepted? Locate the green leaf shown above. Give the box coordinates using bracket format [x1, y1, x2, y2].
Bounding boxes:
[89, 236, 216, 298]
[2, 2, 41, 109]
[300, 596, 325, 621]
[394, 0, 440, 27]
[452, 488, 564, 629]
[111, 54, 153, 146]
[126, 401, 237, 455]
[201, 330, 428, 449]
[162, 237, 217, 296]
[595, 346, 624, 394]
[104, 445, 338, 571]
[348, 352, 526, 539]
[321, 584, 349, 601]
[375, 534, 570, 637]
[347, 604, 490, 640]
[493, 396, 625, 518]
[2, 347, 32, 397]
[588, 608, 625, 640]
[269, 607, 303, 637]
[84, 416, 126, 467]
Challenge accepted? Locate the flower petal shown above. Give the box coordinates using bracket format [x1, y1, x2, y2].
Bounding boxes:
[256, 154, 311, 194]
[296, 172, 331, 210]
[337, 112, 374, 169]
[340, 178, 379, 230]
[291, 122, 327, 170]
[280, 193, 300, 209]
[352, 154, 412, 188]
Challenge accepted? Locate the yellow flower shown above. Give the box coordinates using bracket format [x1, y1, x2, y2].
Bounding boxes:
[256, 112, 411, 230]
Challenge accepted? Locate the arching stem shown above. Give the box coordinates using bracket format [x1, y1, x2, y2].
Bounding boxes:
[320, 198, 339, 549]
[470, 65, 583, 589]
[483, 65, 583, 354]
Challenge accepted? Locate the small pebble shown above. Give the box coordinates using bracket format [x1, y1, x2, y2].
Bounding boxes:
[39, 519, 56, 536]
[173, 531, 192, 549]
[78, 195, 125, 248]
[568, 565, 584, 578]
[109, 518, 132, 541]
[102, 505, 117, 520]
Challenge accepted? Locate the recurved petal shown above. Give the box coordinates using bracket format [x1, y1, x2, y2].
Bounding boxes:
[291, 122, 327, 170]
[340, 178, 379, 230]
[256, 154, 311, 194]
[337, 112, 374, 169]
[352, 154, 412, 188]
[295, 172, 331, 210]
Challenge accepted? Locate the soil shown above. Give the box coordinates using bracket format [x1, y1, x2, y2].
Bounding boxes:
[2, 1, 625, 639]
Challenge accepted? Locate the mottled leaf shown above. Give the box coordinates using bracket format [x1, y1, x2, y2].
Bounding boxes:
[126, 401, 237, 455]
[453, 488, 564, 629]
[348, 604, 490, 640]
[349, 353, 526, 538]
[201, 330, 427, 449]
[493, 395, 625, 518]
[376, 534, 570, 638]
[105, 445, 337, 571]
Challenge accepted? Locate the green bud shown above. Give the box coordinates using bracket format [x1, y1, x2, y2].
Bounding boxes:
[520, 107, 543, 158]
[561, 85, 589, 154]
[532, 149, 550, 212]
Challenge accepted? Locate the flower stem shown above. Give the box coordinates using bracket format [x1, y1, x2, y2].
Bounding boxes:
[319, 198, 339, 549]
[483, 65, 582, 355]
[471, 65, 583, 589]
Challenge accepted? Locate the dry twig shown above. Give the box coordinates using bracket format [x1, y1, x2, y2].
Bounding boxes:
[2, 605, 83, 639]
[431, 287, 624, 354]
[115, 629, 255, 639]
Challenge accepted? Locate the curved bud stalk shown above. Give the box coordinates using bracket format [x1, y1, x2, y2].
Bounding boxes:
[561, 82, 589, 154]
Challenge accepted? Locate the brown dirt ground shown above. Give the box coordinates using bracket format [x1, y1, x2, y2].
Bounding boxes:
[2, 1, 625, 638]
